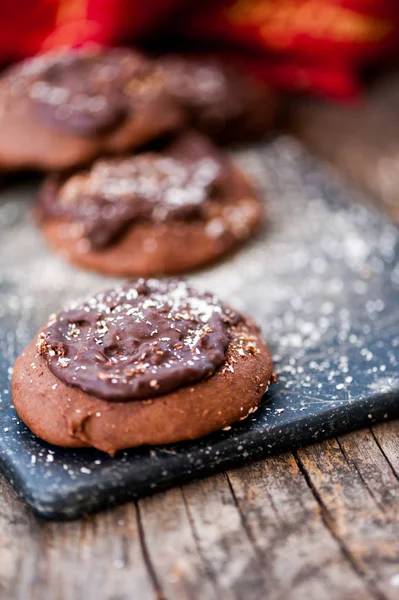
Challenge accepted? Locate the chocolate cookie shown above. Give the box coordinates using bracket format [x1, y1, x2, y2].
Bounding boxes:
[36, 131, 263, 275]
[158, 54, 278, 143]
[0, 47, 183, 171]
[12, 279, 273, 454]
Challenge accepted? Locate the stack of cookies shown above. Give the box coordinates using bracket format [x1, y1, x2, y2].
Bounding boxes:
[4, 46, 277, 452]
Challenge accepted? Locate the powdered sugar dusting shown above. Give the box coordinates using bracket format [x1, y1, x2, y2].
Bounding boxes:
[60, 154, 220, 217]
[1, 137, 398, 408]
[36, 278, 238, 401]
[4, 47, 163, 134]
[0, 136, 398, 498]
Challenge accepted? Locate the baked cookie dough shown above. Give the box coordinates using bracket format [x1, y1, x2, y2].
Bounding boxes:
[159, 54, 278, 143]
[36, 131, 263, 275]
[0, 47, 183, 171]
[12, 279, 273, 454]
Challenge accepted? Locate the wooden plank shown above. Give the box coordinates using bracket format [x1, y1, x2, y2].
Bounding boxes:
[291, 73, 399, 224]
[298, 435, 399, 600]
[337, 427, 399, 518]
[0, 473, 156, 600]
[40, 504, 156, 600]
[137, 486, 219, 600]
[227, 452, 373, 600]
[2, 422, 398, 600]
[0, 473, 44, 600]
[180, 472, 267, 600]
[372, 421, 399, 477]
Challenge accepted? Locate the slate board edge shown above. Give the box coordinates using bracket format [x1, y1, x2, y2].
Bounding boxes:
[2, 388, 397, 520]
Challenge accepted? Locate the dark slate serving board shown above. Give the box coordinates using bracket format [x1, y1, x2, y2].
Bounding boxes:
[0, 137, 398, 520]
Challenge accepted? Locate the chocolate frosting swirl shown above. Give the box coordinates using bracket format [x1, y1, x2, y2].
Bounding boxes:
[37, 279, 241, 401]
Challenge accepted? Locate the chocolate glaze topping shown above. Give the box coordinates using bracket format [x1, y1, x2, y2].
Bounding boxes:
[38, 133, 230, 248]
[37, 279, 241, 401]
[9, 48, 163, 135]
[159, 55, 269, 137]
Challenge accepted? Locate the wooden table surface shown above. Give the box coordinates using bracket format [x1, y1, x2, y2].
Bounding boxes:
[2, 76, 399, 600]
[1, 420, 398, 600]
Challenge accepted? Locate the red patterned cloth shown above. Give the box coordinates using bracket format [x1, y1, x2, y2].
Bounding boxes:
[1, 0, 398, 98]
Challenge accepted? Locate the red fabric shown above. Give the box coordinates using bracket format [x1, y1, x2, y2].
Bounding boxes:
[1, 0, 398, 98]
[183, 0, 399, 97]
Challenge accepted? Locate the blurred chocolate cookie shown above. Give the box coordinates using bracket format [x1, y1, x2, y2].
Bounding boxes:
[36, 131, 263, 275]
[0, 47, 183, 171]
[159, 54, 278, 143]
[12, 279, 273, 454]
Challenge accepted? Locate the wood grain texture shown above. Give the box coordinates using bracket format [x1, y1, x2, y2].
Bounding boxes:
[0, 482, 157, 600]
[138, 486, 219, 600]
[297, 431, 399, 600]
[227, 453, 372, 600]
[180, 473, 266, 600]
[0, 420, 398, 600]
[372, 421, 399, 477]
[291, 73, 399, 224]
